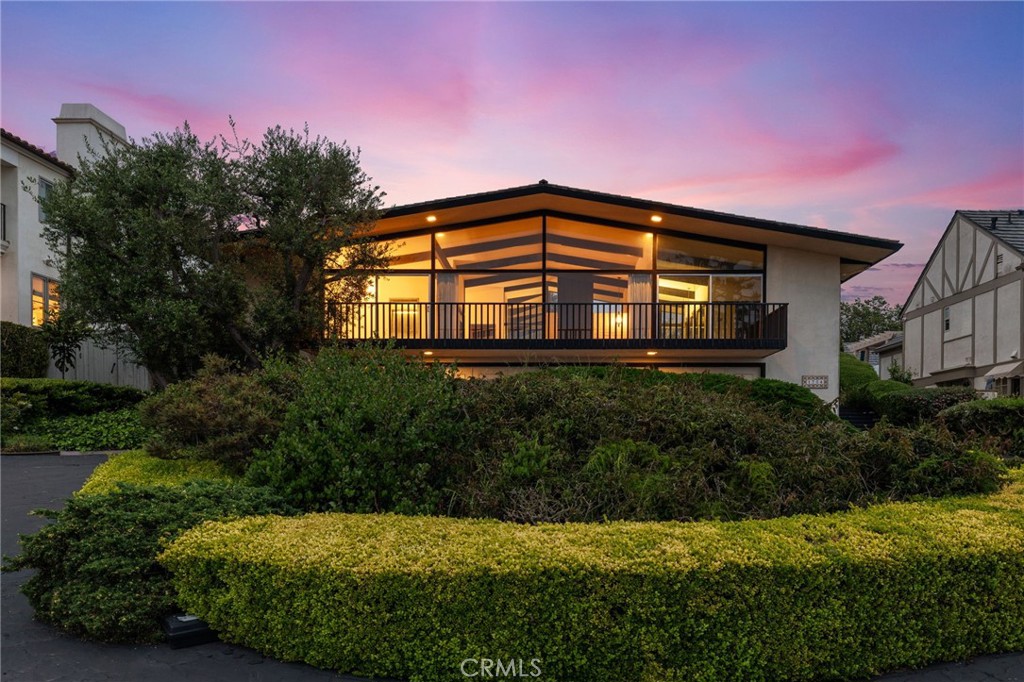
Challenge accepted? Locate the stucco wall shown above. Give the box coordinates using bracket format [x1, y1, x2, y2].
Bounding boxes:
[764, 245, 840, 403]
[0, 144, 65, 328]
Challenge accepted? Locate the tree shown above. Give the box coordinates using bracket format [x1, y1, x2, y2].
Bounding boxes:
[36, 122, 388, 388]
[40, 311, 88, 379]
[840, 296, 902, 345]
[226, 124, 389, 353]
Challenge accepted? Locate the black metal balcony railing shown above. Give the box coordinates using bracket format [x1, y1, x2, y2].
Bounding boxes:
[328, 302, 787, 351]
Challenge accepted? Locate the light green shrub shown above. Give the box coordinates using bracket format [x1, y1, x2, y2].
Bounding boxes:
[79, 450, 237, 495]
[162, 470, 1024, 682]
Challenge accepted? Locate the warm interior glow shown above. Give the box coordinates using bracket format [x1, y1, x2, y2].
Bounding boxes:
[426, 215, 438, 223]
[650, 215, 662, 223]
[423, 351, 434, 356]
[646, 350, 658, 356]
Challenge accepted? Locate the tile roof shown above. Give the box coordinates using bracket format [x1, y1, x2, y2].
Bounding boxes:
[959, 209, 1024, 254]
[0, 128, 75, 175]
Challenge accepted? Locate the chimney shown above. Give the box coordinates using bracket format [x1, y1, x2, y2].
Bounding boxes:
[52, 103, 128, 169]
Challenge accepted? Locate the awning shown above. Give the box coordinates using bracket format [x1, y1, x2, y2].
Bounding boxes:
[983, 361, 1023, 378]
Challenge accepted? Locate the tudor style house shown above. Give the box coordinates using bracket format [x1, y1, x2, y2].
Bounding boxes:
[901, 210, 1024, 395]
[329, 182, 902, 403]
[1, 104, 149, 388]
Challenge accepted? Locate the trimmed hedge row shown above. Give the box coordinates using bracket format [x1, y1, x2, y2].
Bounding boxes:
[0, 378, 147, 420]
[161, 470, 1024, 682]
[34, 409, 152, 452]
[0, 321, 49, 378]
[78, 450, 237, 496]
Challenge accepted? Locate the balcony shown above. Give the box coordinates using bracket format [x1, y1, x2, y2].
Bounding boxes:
[328, 302, 787, 352]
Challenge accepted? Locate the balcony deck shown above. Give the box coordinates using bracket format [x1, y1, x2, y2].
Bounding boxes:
[328, 302, 787, 352]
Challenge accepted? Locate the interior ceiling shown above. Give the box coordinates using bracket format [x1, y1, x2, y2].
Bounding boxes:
[372, 192, 900, 280]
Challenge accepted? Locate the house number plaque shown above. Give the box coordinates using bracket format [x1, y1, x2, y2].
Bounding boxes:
[801, 375, 829, 390]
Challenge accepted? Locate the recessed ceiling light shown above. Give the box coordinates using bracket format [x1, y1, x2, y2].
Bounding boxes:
[423, 351, 434, 356]
[426, 215, 438, 223]
[650, 215, 663, 223]
[646, 350, 658, 356]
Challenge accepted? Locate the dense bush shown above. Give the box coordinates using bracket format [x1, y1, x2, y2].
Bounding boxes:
[2, 481, 294, 643]
[0, 378, 147, 420]
[855, 423, 1005, 497]
[940, 398, 1024, 462]
[451, 370, 1002, 522]
[876, 387, 978, 426]
[140, 355, 296, 472]
[839, 352, 878, 397]
[161, 471, 1024, 682]
[78, 450, 237, 495]
[34, 409, 151, 451]
[0, 321, 49, 378]
[247, 346, 464, 514]
[546, 366, 834, 424]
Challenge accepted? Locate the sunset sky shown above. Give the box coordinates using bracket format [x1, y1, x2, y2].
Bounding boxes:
[3, 2, 1022, 304]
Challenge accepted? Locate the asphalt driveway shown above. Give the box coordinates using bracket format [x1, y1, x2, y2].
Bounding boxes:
[2, 454, 1021, 682]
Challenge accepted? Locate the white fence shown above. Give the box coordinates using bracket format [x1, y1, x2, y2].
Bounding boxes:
[47, 338, 150, 390]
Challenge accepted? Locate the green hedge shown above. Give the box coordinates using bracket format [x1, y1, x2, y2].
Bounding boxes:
[0, 378, 147, 420]
[839, 352, 877, 396]
[845, 379, 912, 411]
[876, 387, 977, 426]
[78, 450, 237, 495]
[162, 471, 1024, 682]
[0, 321, 49, 378]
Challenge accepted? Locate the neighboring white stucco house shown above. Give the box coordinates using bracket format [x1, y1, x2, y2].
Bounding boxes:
[901, 210, 1024, 395]
[332, 182, 903, 403]
[0, 104, 149, 389]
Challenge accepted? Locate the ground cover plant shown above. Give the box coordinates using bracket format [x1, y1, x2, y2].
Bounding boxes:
[160, 468, 1024, 682]
[78, 450, 237, 495]
[2, 467, 291, 643]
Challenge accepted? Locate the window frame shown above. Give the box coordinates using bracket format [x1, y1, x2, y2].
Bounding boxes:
[31, 272, 60, 327]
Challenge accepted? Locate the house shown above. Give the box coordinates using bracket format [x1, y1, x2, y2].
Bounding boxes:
[901, 210, 1024, 395]
[1, 104, 149, 389]
[875, 334, 904, 381]
[329, 181, 903, 403]
[845, 330, 901, 374]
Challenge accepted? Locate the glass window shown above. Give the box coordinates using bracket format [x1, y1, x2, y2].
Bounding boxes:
[31, 274, 59, 327]
[711, 275, 762, 302]
[658, 275, 710, 303]
[657, 235, 763, 271]
[435, 218, 542, 270]
[546, 218, 652, 270]
[380, 234, 431, 270]
[38, 178, 53, 223]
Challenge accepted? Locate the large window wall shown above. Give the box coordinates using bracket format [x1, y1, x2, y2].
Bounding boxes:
[338, 213, 767, 342]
